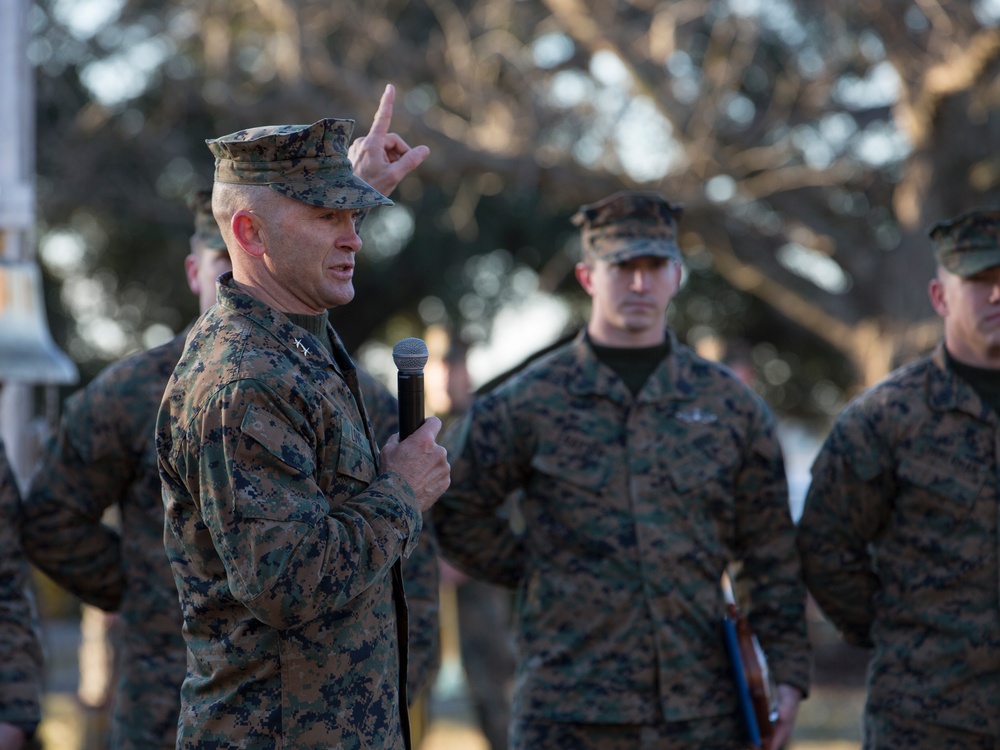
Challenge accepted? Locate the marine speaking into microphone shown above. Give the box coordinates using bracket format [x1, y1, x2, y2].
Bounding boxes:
[392, 337, 428, 439]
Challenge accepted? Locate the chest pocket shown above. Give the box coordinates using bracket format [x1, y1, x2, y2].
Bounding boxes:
[664, 428, 736, 495]
[530, 443, 611, 495]
[334, 418, 376, 484]
[236, 404, 320, 522]
[897, 456, 986, 516]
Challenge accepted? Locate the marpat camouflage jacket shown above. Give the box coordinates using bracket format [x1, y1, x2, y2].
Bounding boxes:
[157, 274, 422, 749]
[22, 326, 439, 749]
[434, 330, 810, 725]
[798, 343, 1000, 735]
[23, 334, 186, 749]
[0, 439, 43, 737]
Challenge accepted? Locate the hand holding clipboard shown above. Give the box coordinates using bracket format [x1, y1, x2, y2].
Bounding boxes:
[721, 571, 779, 750]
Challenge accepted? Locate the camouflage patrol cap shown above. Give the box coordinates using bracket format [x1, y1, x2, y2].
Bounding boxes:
[928, 208, 1000, 277]
[205, 118, 392, 210]
[572, 191, 683, 264]
[186, 188, 226, 250]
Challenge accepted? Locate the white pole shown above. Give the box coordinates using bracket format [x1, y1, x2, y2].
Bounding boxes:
[1, 0, 45, 489]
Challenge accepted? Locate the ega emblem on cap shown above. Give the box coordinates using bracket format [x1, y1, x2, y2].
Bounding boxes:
[928, 208, 1000, 278]
[206, 118, 392, 211]
[572, 191, 684, 264]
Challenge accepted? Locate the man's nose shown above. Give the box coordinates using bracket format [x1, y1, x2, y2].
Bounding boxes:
[341, 226, 362, 253]
[630, 269, 649, 291]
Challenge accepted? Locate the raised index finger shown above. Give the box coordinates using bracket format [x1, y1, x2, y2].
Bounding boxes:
[367, 83, 396, 138]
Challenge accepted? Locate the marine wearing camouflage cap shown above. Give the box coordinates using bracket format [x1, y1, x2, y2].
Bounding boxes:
[928, 207, 1000, 277]
[572, 190, 683, 264]
[206, 118, 392, 210]
[186, 188, 226, 250]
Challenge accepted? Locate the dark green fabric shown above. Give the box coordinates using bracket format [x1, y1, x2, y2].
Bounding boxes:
[946, 348, 1000, 414]
[588, 334, 670, 396]
[285, 310, 334, 357]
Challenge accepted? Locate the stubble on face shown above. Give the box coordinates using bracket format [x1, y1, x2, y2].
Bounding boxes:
[936, 266, 1000, 368]
[584, 256, 678, 346]
[274, 200, 363, 312]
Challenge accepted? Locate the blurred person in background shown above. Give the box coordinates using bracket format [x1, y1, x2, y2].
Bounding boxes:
[0, 434, 43, 750]
[798, 208, 1000, 750]
[434, 191, 810, 750]
[434, 338, 516, 750]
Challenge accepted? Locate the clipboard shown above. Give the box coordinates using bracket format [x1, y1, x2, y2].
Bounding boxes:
[721, 571, 778, 750]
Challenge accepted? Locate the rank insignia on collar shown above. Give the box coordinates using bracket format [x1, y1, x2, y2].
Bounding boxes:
[294, 338, 311, 356]
[675, 408, 717, 424]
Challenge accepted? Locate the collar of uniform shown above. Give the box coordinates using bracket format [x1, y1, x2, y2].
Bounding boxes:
[216, 272, 340, 371]
[926, 341, 995, 422]
[568, 328, 696, 403]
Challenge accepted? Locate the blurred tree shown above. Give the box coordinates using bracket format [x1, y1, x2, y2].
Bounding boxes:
[28, 0, 1000, 422]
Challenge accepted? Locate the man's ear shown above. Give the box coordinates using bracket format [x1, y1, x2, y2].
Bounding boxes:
[575, 262, 595, 296]
[183, 253, 201, 296]
[231, 210, 267, 259]
[670, 259, 682, 286]
[928, 275, 948, 318]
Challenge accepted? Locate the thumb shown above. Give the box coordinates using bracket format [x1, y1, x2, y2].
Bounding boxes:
[398, 145, 429, 171]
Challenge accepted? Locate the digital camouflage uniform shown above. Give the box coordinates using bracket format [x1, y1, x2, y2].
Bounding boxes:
[433, 328, 811, 738]
[23, 334, 187, 749]
[0, 438, 44, 741]
[798, 344, 1000, 743]
[21, 179, 437, 748]
[157, 274, 423, 748]
[798, 210, 1000, 748]
[435, 191, 809, 746]
[21, 333, 438, 749]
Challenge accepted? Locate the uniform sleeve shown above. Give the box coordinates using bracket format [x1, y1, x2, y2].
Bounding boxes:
[796, 404, 892, 649]
[20, 384, 128, 611]
[0, 447, 44, 736]
[734, 404, 812, 695]
[432, 394, 526, 587]
[163, 379, 422, 630]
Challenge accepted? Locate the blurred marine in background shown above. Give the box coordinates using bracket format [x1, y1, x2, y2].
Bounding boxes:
[434, 191, 810, 750]
[798, 208, 1000, 750]
[0, 435, 44, 750]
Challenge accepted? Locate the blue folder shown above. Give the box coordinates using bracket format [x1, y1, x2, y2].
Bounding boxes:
[722, 614, 762, 748]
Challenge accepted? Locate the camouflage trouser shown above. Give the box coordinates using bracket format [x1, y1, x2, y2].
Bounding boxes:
[510, 713, 748, 750]
[864, 710, 999, 750]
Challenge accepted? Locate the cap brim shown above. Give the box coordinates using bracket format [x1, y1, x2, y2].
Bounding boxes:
[944, 248, 1000, 277]
[601, 239, 681, 265]
[195, 233, 227, 251]
[270, 175, 392, 210]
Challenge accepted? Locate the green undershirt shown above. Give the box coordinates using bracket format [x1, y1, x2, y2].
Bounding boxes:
[285, 310, 334, 358]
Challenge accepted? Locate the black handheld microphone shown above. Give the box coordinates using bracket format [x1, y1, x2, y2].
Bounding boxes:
[392, 337, 429, 439]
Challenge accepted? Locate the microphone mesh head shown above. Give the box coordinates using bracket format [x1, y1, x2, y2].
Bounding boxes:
[392, 337, 429, 372]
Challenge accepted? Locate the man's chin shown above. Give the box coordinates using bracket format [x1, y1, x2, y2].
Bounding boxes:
[325, 286, 355, 309]
[622, 313, 660, 332]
